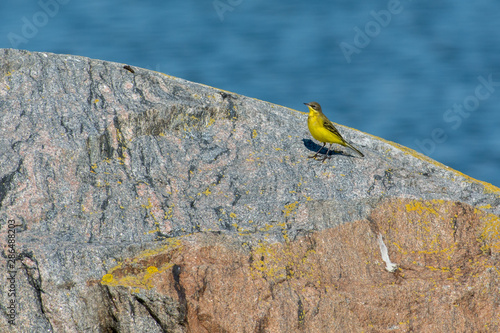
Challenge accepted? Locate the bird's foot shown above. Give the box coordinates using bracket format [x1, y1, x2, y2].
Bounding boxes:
[321, 155, 331, 163]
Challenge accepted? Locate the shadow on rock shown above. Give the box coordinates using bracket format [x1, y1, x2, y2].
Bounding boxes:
[302, 138, 347, 157]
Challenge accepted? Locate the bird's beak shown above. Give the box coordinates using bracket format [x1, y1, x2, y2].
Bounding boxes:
[304, 102, 310, 106]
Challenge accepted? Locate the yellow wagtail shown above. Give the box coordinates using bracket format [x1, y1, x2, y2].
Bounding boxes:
[305, 102, 364, 160]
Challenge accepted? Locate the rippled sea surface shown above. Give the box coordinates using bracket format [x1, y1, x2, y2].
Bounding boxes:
[2, 0, 500, 186]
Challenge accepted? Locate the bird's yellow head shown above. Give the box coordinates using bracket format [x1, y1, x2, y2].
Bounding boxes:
[304, 102, 322, 115]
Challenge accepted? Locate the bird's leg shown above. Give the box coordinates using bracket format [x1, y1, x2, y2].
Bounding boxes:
[322, 144, 333, 162]
[309, 142, 326, 159]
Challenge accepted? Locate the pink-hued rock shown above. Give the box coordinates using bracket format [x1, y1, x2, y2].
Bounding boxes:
[0, 49, 499, 332]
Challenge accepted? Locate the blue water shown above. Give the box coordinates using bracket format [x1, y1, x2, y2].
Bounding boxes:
[2, 0, 500, 187]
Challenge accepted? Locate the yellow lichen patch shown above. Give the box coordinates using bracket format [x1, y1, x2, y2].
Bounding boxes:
[374, 199, 500, 282]
[405, 199, 443, 217]
[100, 264, 169, 290]
[237, 227, 252, 236]
[259, 223, 274, 232]
[252, 129, 258, 139]
[102, 274, 114, 284]
[282, 201, 299, 218]
[249, 238, 318, 284]
[206, 118, 215, 127]
[141, 197, 153, 210]
[147, 227, 160, 234]
[146, 266, 159, 274]
[367, 133, 500, 196]
[164, 205, 174, 219]
[478, 181, 500, 195]
[478, 212, 500, 253]
[101, 238, 182, 290]
[250, 242, 284, 279]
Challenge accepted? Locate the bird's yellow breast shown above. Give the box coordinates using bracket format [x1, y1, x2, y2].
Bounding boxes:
[307, 113, 344, 144]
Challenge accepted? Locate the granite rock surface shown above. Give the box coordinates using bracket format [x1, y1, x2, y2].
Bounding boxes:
[1, 49, 499, 332]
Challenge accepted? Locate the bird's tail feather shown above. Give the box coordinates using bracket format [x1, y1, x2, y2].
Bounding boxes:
[345, 142, 364, 157]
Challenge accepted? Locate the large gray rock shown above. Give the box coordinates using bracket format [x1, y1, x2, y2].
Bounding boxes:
[1, 49, 499, 332]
